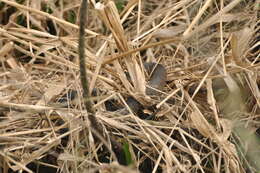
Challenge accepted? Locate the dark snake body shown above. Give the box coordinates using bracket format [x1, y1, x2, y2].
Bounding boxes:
[59, 63, 166, 119]
[144, 62, 167, 96]
[125, 62, 166, 119]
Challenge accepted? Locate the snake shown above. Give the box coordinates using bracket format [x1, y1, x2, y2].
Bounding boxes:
[124, 62, 167, 119]
[58, 62, 166, 119]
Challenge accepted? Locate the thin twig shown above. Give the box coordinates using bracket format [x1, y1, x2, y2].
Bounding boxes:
[78, 0, 118, 163]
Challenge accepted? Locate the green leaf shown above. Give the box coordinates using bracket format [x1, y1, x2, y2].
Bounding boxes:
[115, 0, 124, 12]
[123, 141, 133, 165]
[67, 10, 76, 24]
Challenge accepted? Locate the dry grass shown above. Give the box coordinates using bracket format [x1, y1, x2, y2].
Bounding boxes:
[0, 0, 259, 173]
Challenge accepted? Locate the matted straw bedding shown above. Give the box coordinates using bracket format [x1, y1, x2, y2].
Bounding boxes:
[0, 0, 259, 173]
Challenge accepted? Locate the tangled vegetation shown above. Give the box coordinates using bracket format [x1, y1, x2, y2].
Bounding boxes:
[0, 0, 259, 172]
